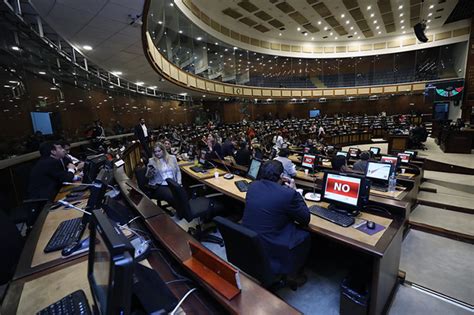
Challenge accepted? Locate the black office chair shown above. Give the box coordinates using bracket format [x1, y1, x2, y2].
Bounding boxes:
[8, 198, 48, 233]
[214, 216, 296, 291]
[166, 179, 224, 246]
[0, 211, 24, 285]
[134, 166, 153, 198]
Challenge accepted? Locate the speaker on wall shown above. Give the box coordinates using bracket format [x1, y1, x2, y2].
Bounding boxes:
[414, 22, 428, 42]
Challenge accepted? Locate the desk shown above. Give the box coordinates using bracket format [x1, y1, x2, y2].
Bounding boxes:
[181, 164, 227, 180]
[387, 134, 409, 155]
[439, 129, 474, 153]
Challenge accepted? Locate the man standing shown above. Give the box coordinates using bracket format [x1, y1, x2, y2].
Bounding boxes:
[242, 160, 310, 286]
[134, 117, 151, 158]
[28, 142, 77, 201]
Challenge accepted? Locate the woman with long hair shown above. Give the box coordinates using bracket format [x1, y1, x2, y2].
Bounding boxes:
[145, 142, 182, 209]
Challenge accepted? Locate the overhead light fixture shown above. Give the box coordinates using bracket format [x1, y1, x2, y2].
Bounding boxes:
[202, 95, 206, 97]
[169, 2, 174, 6]
[373, 20, 377, 24]
[378, 31, 381, 34]
[82, 45, 93, 51]
[376, 26, 380, 29]
[109, 85, 114, 88]
[399, 13, 404, 17]
[318, 21, 321, 25]
[38, 71, 46, 75]
[429, 4, 434, 9]
[341, 14, 345, 18]
[158, 21, 162, 24]
[279, 33, 282, 36]
[358, 36, 361, 39]
[11, 46, 20, 51]
[311, 37, 314, 40]
[367, 5, 371, 10]
[297, 27, 301, 31]
[399, 5, 403, 9]
[428, 13, 432, 17]
[196, 37, 202, 41]
[350, 26, 354, 30]
[324, 26, 328, 31]
[330, 32, 333, 35]
[346, 20, 350, 24]
[354, 32, 358, 35]
[149, 86, 157, 89]
[370, 13, 374, 17]
[401, 20, 405, 23]
[401, 26, 405, 29]
[111, 71, 122, 76]
[136, 81, 144, 85]
[179, 30, 183, 34]
[8, 81, 17, 84]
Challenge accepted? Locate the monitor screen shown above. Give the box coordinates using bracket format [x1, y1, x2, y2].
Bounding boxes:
[397, 152, 411, 163]
[199, 149, 207, 165]
[247, 159, 262, 180]
[370, 147, 380, 155]
[366, 162, 392, 182]
[348, 148, 359, 158]
[92, 230, 111, 313]
[336, 151, 348, 158]
[302, 154, 316, 169]
[323, 173, 361, 207]
[30, 112, 53, 135]
[309, 109, 320, 118]
[303, 147, 310, 153]
[404, 150, 416, 158]
[381, 155, 398, 166]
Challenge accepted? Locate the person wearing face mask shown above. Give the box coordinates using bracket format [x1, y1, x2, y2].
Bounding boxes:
[145, 142, 182, 208]
[27, 141, 78, 201]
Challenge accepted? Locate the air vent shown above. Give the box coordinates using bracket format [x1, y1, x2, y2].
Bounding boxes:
[254, 24, 270, 32]
[254, 10, 273, 21]
[268, 19, 284, 28]
[323, 36, 328, 38]
[385, 23, 396, 33]
[410, 4, 421, 18]
[275, 2, 295, 13]
[334, 25, 348, 36]
[325, 16, 339, 27]
[342, 0, 358, 10]
[237, 1, 259, 13]
[312, 2, 331, 17]
[222, 8, 243, 19]
[289, 11, 309, 25]
[306, 0, 319, 5]
[349, 8, 364, 21]
[435, 15, 442, 19]
[436, 8, 444, 12]
[378, 0, 391, 14]
[239, 17, 258, 27]
[303, 23, 320, 33]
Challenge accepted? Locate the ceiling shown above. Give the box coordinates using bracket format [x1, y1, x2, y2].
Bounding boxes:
[29, 0, 205, 98]
[189, 0, 459, 43]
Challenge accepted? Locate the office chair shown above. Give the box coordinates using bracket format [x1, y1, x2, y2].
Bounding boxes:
[134, 166, 174, 215]
[0, 211, 24, 285]
[8, 198, 49, 234]
[166, 179, 224, 246]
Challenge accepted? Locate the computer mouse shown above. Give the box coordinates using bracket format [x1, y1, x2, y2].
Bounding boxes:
[223, 173, 234, 180]
[366, 221, 376, 230]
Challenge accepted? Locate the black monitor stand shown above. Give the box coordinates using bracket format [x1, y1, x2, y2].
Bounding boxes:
[328, 204, 360, 217]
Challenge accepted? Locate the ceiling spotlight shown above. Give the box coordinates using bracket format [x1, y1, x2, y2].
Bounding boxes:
[354, 32, 358, 35]
[196, 37, 202, 41]
[179, 30, 183, 34]
[367, 5, 372, 10]
[324, 26, 328, 31]
[429, 4, 434, 9]
[346, 20, 350, 24]
[111, 71, 122, 76]
[398, 5, 403, 9]
[341, 14, 345, 18]
[136, 81, 144, 85]
[401, 26, 405, 29]
[401, 20, 405, 23]
[158, 21, 162, 24]
[378, 31, 381, 34]
[304, 32, 308, 36]
[330, 32, 333, 35]
[358, 36, 361, 39]
[297, 27, 301, 31]
[403, 31, 406, 34]
[428, 12, 432, 16]
[202, 95, 206, 98]
[169, 2, 174, 6]
[11, 46, 20, 51]
[279, 33, 282, 36]
[311, 37, 314, 40]
[370, 13, 374, 17]
[318, 21, 321, 25]
[373, 20, 377, 24]
[335, 37, 338, 39]
[427, 19, 431, 23]
[350, 26, 354, 30]
[149, 86, 157, 89]
[399, 13, 404, 17]
[38, 71, 46, 75]
[82, 45, 92, 50]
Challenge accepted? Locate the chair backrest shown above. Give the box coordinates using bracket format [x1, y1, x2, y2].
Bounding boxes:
[0, 211, 24, 284]
[134, 167, 151, 197]
[166, 179, 192, 220]
[213, 216, 275, 287]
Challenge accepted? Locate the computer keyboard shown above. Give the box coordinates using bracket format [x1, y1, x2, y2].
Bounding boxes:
[37, 290, 91, 315]
[309, 205, 355, 227]
[234, 180, 250, 192]
[190, 166, 204, 173]
[44, 217, 85, 253]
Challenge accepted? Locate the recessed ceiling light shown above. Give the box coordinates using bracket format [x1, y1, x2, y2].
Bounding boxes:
[279, 33, 282, 36]
[38, 71, 46, 75]
[376, 26, 380, 29]
[401, 20, 404, 23]
[330, 32, 333, 35]
[304, 32, 308, 36]
[398, 5, 403, 9]
[136, 81, 144, 85]
[149, 86, 157, 89]
[358, 36, 361, 39]
[399, 13, 404, 17]
[341, 14, 345, 18]
[233, 47, 238, 50]
[350, 26, 354, 30]
[428, 12, 432, 16]
[427, 19, 431, 23]
[318, 21, 321, 25]
[403, 31, 406, 34]
[378, 31, 381, 34]
[346, 20, 350, 24]
[429, 4, 434, 9]
[324, 26, 328, 31]
[196, 37, 202, 41]
[373, 20, 377, 24]
[202, 95, 206, 98]
[82, 45, 92, 50]
[11, 46, 20, 51]
[367, 5, 371, 10]
[179, 30, 183, 34]
[158, 21, 162, 24]
[335, 37, 338, 39]
[109, 85, 114, 88]
[311, 37, 314, 40]
[169, 2, 174, 6]
[354, 32, 358, 35]
[297, 27, 301, 31]
[401, 26, 405, 29]
[370, 13, 374, 17]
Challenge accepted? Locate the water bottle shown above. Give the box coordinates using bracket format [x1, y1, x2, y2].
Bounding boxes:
[388, 171, 397, 192]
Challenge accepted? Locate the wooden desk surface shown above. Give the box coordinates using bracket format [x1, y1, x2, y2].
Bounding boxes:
[369, 186, 406, 199]
[178, 159, 194, 166]
[181, 164, 227, 180]
[204, 175, 248, 202]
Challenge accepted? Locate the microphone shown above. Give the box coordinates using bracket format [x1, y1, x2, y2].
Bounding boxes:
[57, 200, 92, 215]
[62, 182, 100, 187]
[213, 151, 234, 180]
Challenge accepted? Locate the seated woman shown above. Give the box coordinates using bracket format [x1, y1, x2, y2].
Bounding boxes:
[331, 155, 351, 173]
[145, 142, 182, 209]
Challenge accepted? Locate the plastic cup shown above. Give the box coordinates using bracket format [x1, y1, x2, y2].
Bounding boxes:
[214, 171, 219, 179]
[401, 168, 406, 174]
[304, 169, 309, 176]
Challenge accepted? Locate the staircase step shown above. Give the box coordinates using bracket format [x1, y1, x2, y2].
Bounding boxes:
[420, 180, 474, 199]
[409, 205, 474, 243]
[418, 191, 474, 214]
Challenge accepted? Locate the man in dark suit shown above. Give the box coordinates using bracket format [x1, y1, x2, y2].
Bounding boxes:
[242, 160, 310, 286]
[27, 141, 76, 201]
[134, 117, 151, 158]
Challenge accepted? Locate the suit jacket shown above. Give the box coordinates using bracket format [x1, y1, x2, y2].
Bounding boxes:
[134, 124, 149, 143]
[235, 148, 251, 166]
[28, 157, 75, 201]
[242, 180, 310, 274]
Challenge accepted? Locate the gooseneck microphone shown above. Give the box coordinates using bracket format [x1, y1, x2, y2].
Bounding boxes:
[214, 151, 234, 180]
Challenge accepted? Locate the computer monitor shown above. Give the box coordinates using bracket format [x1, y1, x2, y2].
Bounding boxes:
[199, 149, 207, 165]
[301, 154, 316, 169]
[85, 169, 112, 212]
[381, 155, 399, 168]
[404, 150, 417, 158]
[83, 154, 107, 183]
[369, 147, 381, 156]
[336, 151, 349, 159]
[348, 147, 359, 158]
[247, 158, 262, 180]
[397, 152, 411, 163]
[321, 172, 370, 214]
[365, 161, 392, 186]
[88, 210, 134, 315]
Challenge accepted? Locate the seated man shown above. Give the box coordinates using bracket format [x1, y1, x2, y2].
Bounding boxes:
[28, 141, 77, 201]
[235, 141, 251, 166]
[331, 155, 351, 173]
[273, 148, 297, 178]
[242, 160, 310, 285]
[352, 151, 370, 173]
